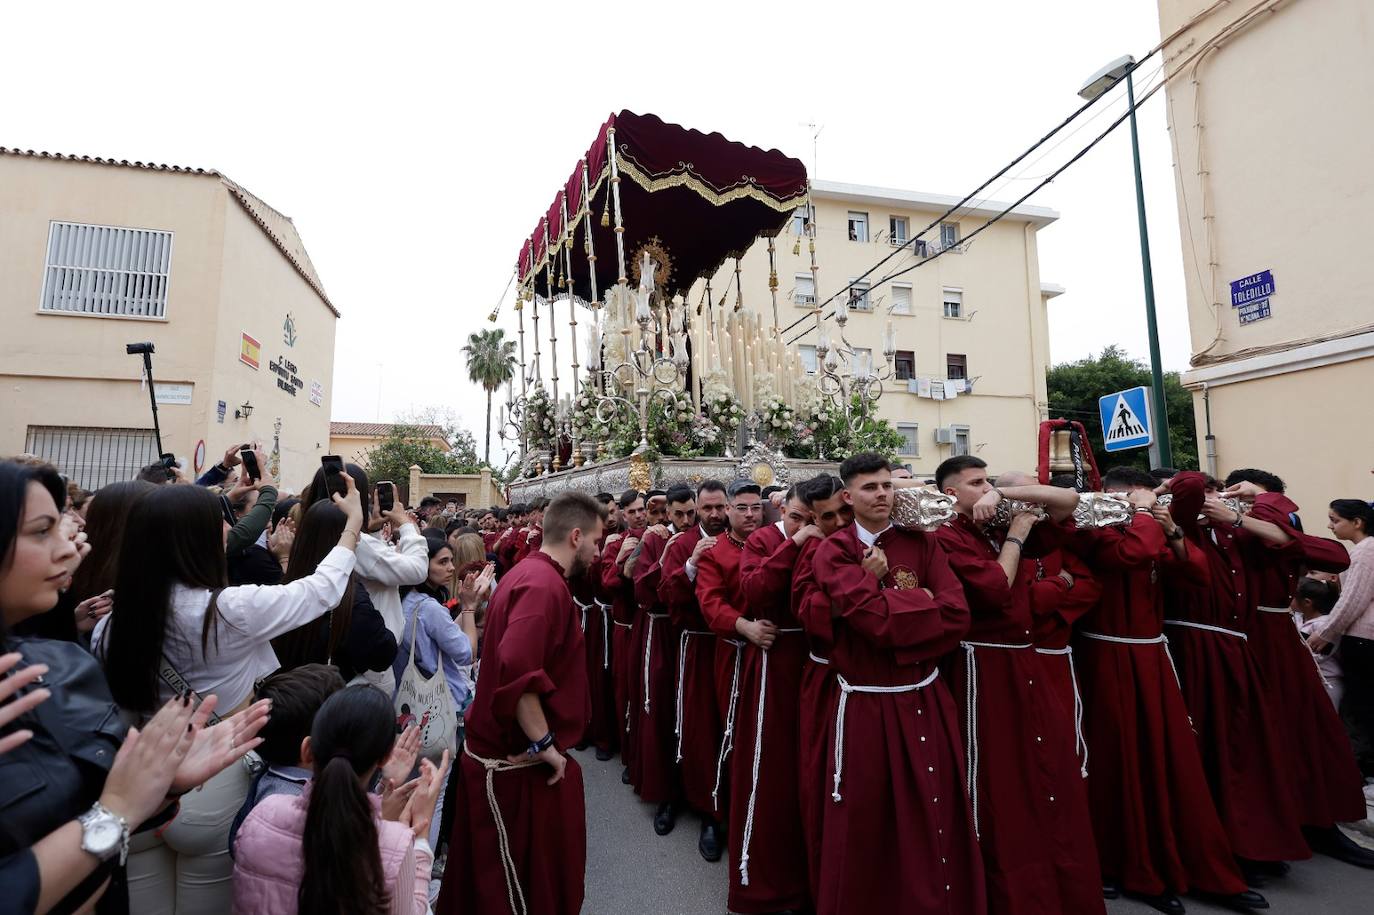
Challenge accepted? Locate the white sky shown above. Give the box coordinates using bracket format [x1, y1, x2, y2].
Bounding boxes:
[3, 1, 1188, 467]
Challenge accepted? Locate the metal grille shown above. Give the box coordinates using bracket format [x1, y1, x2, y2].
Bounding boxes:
[39, 221, 174, 318]
[24, 426, 159, 490]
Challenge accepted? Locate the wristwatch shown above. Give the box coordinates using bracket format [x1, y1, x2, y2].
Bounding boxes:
[1166, 527, 1185, 542]
[79, 802, 129, 865]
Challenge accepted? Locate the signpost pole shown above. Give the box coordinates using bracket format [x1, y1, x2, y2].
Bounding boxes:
[1127, 69, 1172, 469]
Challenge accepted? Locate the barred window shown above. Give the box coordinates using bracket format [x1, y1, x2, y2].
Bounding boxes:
[25, 425, 159, 490]
[40, 221, 173, 318]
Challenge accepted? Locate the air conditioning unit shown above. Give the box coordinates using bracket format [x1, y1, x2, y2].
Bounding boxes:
[889, 236, 908, 247]
[934, 427, 955, 445]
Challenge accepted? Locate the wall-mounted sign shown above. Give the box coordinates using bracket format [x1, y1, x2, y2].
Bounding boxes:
[217, 400, 227, 423]
[309, 380, 324, 407]
[193, 440, 207, 473]
[269, 354, 306, 397]
[283, 313, 298, 348]
[1238, 299, 1273, 325]
[153, 382, 193, 405]
[240, 332, 262, 370]
[1229, 270, 1274, 307]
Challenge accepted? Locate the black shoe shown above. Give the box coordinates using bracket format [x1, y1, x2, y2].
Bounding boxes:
[1102, 882, 1121, 900]
[698, 819, 724, 862]
[1129, 891, 1184, 914]
[620, 766, 631, 785]
[1238, 858, 1289, 882]
[653, 801, 678, 836]
[1305, 824, 1374, 869]
[1195, 890, 1269, 911]
[575, 739, 590, 751]
[595, 747, 614, 762]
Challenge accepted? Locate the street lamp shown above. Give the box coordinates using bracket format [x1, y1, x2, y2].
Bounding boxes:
[1079, 54, 1173, 468]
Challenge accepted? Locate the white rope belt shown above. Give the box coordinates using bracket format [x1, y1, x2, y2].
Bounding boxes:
[463, 744, 542, 915]
[831, 667, 940, 804]
[1164, 619, 1247, 640]
[1258, 606, 1333, 690]
[713, 639, 744, 812]
[642, 613, 669, 715]
[612, 620, 632, 629]
[573, 597, 591, 633]
[960, 641, 1032, 838]
[675, 629, 713, 762]
[595, 600, 612, 669]
[738, 627, 802, 887]
[1080, 630, 1185, 695]
[808, 653, 830, 665]
[1034, 646, 1088, 778]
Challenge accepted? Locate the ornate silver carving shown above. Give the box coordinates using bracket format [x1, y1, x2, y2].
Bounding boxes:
[1072, 492, 1133, 529]
[891, 488, 957, 531]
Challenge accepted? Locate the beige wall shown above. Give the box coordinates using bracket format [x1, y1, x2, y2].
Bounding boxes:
[408, 466, 506, 509]
[0, 155, 336, 488]
[328, 433, 453, 469]
[1159, 0, 1374, 511]
[703, 186, 1056, 477]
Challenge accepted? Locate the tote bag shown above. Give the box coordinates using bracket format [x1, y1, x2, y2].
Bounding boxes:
[393, 601, 459, 764]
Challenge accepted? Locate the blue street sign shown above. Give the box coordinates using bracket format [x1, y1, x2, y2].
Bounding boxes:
[1230, 270, 1274, 307]
[1238, 298, 1272, 325]
[1098, 386, 1154, 452]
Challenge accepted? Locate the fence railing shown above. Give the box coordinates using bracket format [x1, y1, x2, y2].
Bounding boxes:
[24, 425, 159, 490]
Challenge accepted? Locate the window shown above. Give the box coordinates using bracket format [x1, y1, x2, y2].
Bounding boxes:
[891, 284, 913, 315]
[40, 221, 173, 318]
[894, 350, 915, 380]
[952, 425, 972, 457]
[940, 221, 960, 249]
[946, 353, 968, 380]
[791, 205, 813, 235]
[852, 347, 873, 378]
[896, 423, 920, 456]
[942, 289, 963, 319]
[889, 216, 909, 246]
[794, 274, 816, 306]
[847, 211, 869, 242]
[798, 344, 818, 374]
[847, 280, 871, 311]
[25, 425, 158, 490]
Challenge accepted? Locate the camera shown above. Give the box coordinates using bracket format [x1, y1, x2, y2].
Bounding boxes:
[125, 342, 155, 355]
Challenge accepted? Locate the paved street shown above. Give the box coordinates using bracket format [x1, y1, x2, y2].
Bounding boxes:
[575, 748, 1374, 914]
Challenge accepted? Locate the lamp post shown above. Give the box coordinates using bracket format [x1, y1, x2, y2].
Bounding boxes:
[1079, 55, 1173, 468]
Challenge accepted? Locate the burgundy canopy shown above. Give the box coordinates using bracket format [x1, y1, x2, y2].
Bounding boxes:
[518, 111, 809, 302]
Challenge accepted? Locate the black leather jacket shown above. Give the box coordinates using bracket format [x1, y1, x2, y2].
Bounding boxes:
[0, 636, 128, 914]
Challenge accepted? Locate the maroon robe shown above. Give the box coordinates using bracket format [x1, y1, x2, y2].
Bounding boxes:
[792, 535, 836, 904]
[809, 523, 985, 915]
[660, 526, 724, 816]
[725, 522, 809, 913]
[495, 526, 524, 572]
[600, 529, 642, 768]
[696, 533, 750, 820]
[574, 540, 617, 755]
[1164, 472, 1310, 862]
[628, 527, 682, 804]
[1026, 543, 1101, 773]
[1240, 492, 1364, 827]
[1075, 512, 1247, 896]
[439, 550, 588, 915]
[936, 517, 1105, 915]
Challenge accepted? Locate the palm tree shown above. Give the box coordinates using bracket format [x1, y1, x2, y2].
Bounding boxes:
[462, 327, 517, 465]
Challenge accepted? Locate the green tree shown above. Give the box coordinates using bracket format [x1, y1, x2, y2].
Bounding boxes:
[462, 328, 517, 465]
[1045, 345, 1198, 473]
[362, 423, 482, 499]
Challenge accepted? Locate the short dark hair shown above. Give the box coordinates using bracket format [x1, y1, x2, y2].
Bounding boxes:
[1102, 466, 1157, 491]
[618, 488, 643, 510]
[727, 480, 761, 499]
[933, 455, 987, 491]
[761, 485, 785, 498]
[529, 497, 548, 511]
[697, 479, 727, 499]
[496, 508, 508, 521]
[1048, 473, 1078, 490]
[646, 489, 667, 500]
[1224, 468, 1285, 494]
[887, 460, 910, 473]
[839, 452, 890, 486]
[1148, 467, 1178, 482]
[799, 474, 844, 507]
[252, 664, 345, 766]
[665, 485, 695, 506]
[1296, 577, 1337, 613]
[135, 462, 175, 484]
[271, 497, 300, 531]
[418, 496, 442, 510]
[544, 491, 607, 542]
[594, 492, 614, 505]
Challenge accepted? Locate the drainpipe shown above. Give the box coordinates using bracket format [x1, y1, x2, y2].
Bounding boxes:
[1201, 382, 1217, 478]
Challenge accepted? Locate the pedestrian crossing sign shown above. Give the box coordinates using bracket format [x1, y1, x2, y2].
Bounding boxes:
[1098, 386, 1154, 452]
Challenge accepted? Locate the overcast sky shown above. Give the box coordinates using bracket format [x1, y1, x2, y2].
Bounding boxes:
[4, 1, 1189, 467]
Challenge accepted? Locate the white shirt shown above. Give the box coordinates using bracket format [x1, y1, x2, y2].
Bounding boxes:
[92, 546, 356, 711]
[354, 523, 429, 640]
[855, 523, 891, 548]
